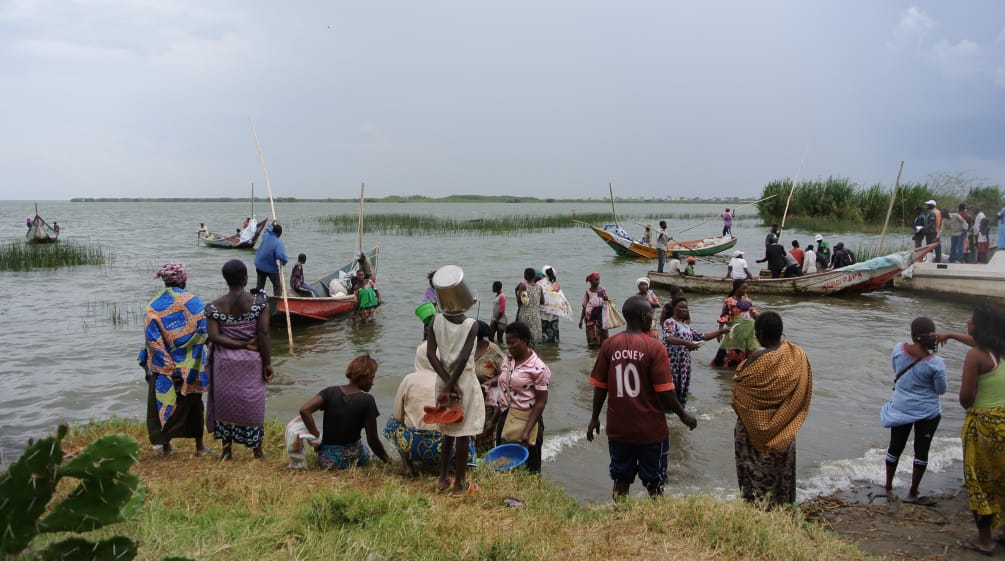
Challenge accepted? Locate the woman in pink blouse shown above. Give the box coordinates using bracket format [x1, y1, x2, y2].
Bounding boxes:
[496, 322, 552, 472]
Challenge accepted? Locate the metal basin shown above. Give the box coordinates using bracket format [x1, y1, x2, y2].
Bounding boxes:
[432, 265, 476, 313]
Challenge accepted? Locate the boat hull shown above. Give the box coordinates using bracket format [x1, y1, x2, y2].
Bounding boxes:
[589, 225, 737, 258]
[648, 244, 936, 296]
[267, 246, 379, 323]
[268, 295, 357, 323]
[893, 249, 1005, 303]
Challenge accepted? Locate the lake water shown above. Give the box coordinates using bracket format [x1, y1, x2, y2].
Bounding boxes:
[0, 200, 978, 503]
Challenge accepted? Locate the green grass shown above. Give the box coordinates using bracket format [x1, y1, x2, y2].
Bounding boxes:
[0, 240, 108, 271]
[25, 418, 883, 561]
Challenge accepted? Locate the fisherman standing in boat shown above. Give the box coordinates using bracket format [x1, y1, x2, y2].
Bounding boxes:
[722, 208, 734, 238]
[254, 221, 288, 296]
[656, 221, 669, 273]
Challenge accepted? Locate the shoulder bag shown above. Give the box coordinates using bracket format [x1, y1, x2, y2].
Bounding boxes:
[500, 360, 540, 443]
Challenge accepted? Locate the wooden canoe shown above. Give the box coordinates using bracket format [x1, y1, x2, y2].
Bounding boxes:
[647, 243, 937, 295]
[268, 246, 379, 323]
[588, 224, 737, 258]
[200, 219, 268, 249]
[25, 207, 59, 244]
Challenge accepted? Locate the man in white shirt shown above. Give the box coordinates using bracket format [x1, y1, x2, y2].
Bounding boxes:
[724, 250, 752, 280]
[666, 251, 683, 275]
[803, 245, 818, 274]
[238, 216, 257, 244]
[656, 220, 669, 273]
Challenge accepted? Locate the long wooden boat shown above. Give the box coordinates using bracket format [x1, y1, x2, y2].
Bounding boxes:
[268, 246, 379, 323]
[893, 247, 1005, 303]
[25, 206, 59, 244]
[200, 218, 268, 249]
[588, 224, 737, 258]
[647, 243, 937, 295]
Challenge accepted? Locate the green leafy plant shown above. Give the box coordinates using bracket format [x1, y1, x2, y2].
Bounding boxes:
[0, 424, 191, 561]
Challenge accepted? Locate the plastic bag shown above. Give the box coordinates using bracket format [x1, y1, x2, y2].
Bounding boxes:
[601, 300, 624, 330]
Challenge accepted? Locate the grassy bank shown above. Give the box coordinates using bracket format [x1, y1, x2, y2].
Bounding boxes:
[0, 240, 108, 271]
[34, 418, 878, 561]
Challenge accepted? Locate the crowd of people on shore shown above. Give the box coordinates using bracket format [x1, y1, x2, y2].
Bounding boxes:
[138, 255, 818, 507]
[141, 219, 1005, 553]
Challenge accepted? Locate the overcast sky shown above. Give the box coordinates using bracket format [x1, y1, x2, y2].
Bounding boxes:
[1, 1, 1003, 200]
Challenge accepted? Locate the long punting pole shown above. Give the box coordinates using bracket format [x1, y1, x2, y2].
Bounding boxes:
[357, 182, 365, 255]
[248, 117, 294, 352]
[877, 161, 905, 254]
[609, 182, 619, 228]
[676, 194, 780, 235]
[778, 142, 811, 240]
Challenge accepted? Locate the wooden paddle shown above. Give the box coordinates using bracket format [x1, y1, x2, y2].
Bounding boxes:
[248, 117, 294, 353]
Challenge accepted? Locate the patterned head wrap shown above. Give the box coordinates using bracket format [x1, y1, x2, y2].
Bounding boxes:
[585, 271, 600, 283]
[155, 263, 187, 286]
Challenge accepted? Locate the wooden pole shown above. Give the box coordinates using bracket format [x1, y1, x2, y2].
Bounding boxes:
[248, 117, 294, 352]
[778, 143, 811, 240]
[357, 182, 365, 255]
[609, 182, 619, 228]
[877, 161, 905, 254]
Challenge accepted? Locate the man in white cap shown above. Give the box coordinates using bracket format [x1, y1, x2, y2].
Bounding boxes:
[924, 200, 941, 262]
[724, 250, 752, 280]
[814, 234, 831, 271]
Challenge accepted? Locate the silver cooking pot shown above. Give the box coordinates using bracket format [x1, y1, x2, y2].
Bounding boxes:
[432, 265, 476, 313]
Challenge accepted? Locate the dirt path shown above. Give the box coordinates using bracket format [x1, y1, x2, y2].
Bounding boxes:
[802, 489, 998, 560]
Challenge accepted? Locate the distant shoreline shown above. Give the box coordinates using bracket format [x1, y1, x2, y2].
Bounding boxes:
[69, 195, 749, 204]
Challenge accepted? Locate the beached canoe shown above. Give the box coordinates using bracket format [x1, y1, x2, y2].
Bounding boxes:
[200, 219, 268, 249]
[647, 243, 937, 295]
[268, 246, 379, 323]
[588, 224, 737, 258]
[893, 246, 1005, 303]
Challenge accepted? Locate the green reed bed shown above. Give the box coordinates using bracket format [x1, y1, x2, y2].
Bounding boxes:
[317, 212, 756, 235]
[316, 212, 619, 235]
[0, 241, 108, 271]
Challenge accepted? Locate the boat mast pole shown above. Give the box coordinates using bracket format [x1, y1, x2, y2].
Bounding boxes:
[248, 117, 294, 352]
[778, 142, 810, 241]
[877, 161, 904, 254]
[609, 182, 619, 228]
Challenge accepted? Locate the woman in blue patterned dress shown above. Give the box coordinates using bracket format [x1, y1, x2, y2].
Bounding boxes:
[661, 297, 727, 406]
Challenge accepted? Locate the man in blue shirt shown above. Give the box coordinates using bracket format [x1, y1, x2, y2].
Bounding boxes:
[254, 221, 288, 295]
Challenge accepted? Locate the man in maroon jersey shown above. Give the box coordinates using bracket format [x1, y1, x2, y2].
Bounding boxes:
[587, 296, 697, 499]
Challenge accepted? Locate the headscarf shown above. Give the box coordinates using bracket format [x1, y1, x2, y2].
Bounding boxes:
[586, 272, 600, 283]
[636, 277, 650, 287]
[155, 263, 187, 286]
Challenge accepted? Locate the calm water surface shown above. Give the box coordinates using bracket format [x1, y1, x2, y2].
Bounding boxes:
[0, 200, 976, 503]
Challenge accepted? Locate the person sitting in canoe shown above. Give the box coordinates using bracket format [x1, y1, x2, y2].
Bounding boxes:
[290, 253, 318, 297]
